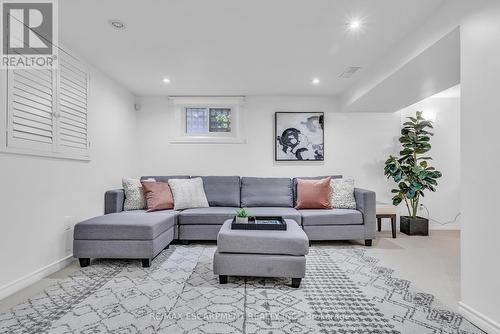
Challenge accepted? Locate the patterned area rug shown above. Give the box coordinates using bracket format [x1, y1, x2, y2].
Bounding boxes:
[0, 245, 484, 334]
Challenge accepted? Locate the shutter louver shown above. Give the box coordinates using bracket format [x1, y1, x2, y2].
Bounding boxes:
[7, 69, 56, 152]
[4, 47, 89, 159]
[58, 51, 89, 155]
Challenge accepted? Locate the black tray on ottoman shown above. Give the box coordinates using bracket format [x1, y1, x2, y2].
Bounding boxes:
[231, 216, 287, 231]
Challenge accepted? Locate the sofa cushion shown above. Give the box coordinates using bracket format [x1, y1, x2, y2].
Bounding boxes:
[140, 175, 190, 183]
[292, 175, 342, 205]
[244, 207, 301, 224]
[141, 181, 174, 211]
[192, 176, 241, 207]
[295, 177, 331, 209]
[74, 210, 177, 240]
[330, 178, 356, 209]
[217, 220, 309, 256]
[241, 177, 292, 207]
[178, 207, 238, 225]
[168, 178, 209, 210]
[300, 209, 363, 226]
[122, 178, 147, 211]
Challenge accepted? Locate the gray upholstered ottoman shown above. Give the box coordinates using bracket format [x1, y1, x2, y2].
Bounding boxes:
[74, 210, 176, 268]
[213, 219, 309, 288]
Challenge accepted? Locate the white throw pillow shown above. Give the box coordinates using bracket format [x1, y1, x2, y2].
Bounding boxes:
[168, 177, 209, 210]
[122, 178, 147, 210]
[330, 178, 356, 209]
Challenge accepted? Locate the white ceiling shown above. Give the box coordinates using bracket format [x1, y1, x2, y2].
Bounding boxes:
[59, 0, 446, 96]
[345, 28, 460, 112]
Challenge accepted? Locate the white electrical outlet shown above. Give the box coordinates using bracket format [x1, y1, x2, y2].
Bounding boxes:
[64, 216, 74, 231]
[64, 216, 74, 253]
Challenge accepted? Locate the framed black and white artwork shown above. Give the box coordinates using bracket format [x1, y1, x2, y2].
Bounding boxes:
[275, 112, 324, 161]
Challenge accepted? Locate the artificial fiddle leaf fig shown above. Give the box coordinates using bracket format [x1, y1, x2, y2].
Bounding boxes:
[384, 111, 442, 218]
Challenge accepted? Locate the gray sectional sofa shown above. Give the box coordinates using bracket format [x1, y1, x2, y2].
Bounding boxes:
[73, 175, 376, 267]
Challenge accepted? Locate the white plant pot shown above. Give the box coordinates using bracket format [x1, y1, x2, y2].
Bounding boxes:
[235, 216, 248, 224]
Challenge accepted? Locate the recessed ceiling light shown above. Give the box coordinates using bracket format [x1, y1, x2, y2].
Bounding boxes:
[349, 20, 361, 30]
[312, 78, 320, 85]
[162, 77, 171, 84]
[344, 14, 367, 34]
[109, 19, 127, 30]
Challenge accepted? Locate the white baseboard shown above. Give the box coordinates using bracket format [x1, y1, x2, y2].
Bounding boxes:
[459, 301, 500, 334]
[0, 255, 75, 300]
[430, 223, 461, 230]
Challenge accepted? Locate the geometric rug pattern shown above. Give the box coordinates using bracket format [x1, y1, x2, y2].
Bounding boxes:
[0, 245, 484, 333]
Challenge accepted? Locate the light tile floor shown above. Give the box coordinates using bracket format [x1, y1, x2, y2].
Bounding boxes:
[0, 229, 461, 313]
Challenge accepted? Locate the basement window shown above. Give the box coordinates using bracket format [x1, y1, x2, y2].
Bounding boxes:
[169, 96, 245, 144]
[186, 107, 231, 134]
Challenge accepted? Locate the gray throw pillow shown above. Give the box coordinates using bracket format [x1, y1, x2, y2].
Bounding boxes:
[122, 178, 151, 210]
[168, 177, 209, 210]
[330, 178, 356, 209]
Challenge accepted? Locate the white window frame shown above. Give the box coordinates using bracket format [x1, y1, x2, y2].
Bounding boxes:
[169, 96, 246, 144]
[0, 46, 90, 161]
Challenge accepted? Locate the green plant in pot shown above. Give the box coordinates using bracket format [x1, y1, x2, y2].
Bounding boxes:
[235, 208, 250, 224]
[384, 111, 442, 236]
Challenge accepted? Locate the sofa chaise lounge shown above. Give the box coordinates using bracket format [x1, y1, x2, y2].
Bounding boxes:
[73, 175, 376, 267]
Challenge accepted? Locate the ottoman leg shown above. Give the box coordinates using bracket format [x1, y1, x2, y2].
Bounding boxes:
[141, 259, 151, 268]
[219, 275, 228, 284]
[291, 278, 301, 288]
[365, 239, 373, 247]
[79, 258, 90, 268]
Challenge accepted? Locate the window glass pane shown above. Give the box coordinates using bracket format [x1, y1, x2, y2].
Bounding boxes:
[209, 108, 231, 132]
[186, 108, 209, 133]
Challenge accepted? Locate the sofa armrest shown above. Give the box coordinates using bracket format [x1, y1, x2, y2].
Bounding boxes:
[354, 188, 376, 239]
[104, 189, 125, 214]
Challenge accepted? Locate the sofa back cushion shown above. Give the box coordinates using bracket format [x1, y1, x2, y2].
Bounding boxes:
[241, 177, 293, 207]
[140, 175, 190, 183]
[192, 176, 241, 207]
[292, 175, 342, 206]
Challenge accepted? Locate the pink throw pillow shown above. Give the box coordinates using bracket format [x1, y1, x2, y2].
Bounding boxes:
[295, 177, 332, 209]
[141, 181, 174, 212]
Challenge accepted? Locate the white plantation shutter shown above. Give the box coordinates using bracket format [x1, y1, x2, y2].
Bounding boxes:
[7, 69, 57, 152]
[58, 50, 89, 156]
[4, 48, 90, 159]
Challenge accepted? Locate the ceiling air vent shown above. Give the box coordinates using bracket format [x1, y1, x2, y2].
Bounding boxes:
[339, 66, 361, 78]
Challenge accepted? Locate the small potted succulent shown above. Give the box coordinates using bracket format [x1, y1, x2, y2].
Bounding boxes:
[235, 208, 250, 224]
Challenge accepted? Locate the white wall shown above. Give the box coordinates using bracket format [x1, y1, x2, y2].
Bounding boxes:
[398, 93, 461, 229]
[459, 1, 500, 332]
[135, 95, 400, 203]
[0, 66, 137, 297]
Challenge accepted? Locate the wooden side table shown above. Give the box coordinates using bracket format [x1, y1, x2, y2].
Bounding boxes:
[376, 204, 397, 238]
